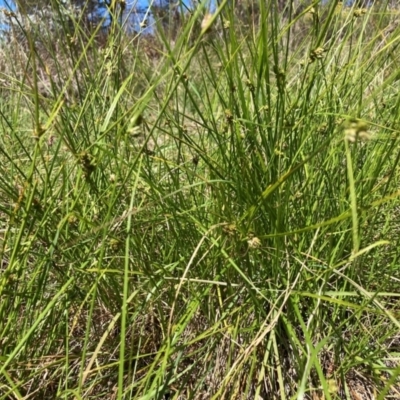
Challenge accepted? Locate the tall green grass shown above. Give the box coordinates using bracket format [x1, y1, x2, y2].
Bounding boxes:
[0, 0, 400, 398]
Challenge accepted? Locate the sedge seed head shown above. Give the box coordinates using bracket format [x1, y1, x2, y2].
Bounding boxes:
[201, 13, 214, 33]
[344, 119, 370, 143]
[248, 236, 261, 249]
[353, 8, 367, 18]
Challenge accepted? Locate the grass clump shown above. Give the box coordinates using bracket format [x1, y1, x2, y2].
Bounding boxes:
[0, 0, 400, 398]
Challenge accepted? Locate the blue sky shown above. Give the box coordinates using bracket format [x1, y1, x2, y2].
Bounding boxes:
[0, 0, 153, 11]
[0, 0, 16, 10]
[0, 0, 157, 32]
[0, 0, 365, 14]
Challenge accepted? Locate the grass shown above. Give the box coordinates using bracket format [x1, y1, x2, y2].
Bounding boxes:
[0, 0, 400, 398]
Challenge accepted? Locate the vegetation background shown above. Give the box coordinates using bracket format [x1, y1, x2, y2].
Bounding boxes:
[0, 0, 400, 398]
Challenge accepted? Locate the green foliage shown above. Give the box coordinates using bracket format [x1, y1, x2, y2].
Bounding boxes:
[0, 0, 400, 398]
